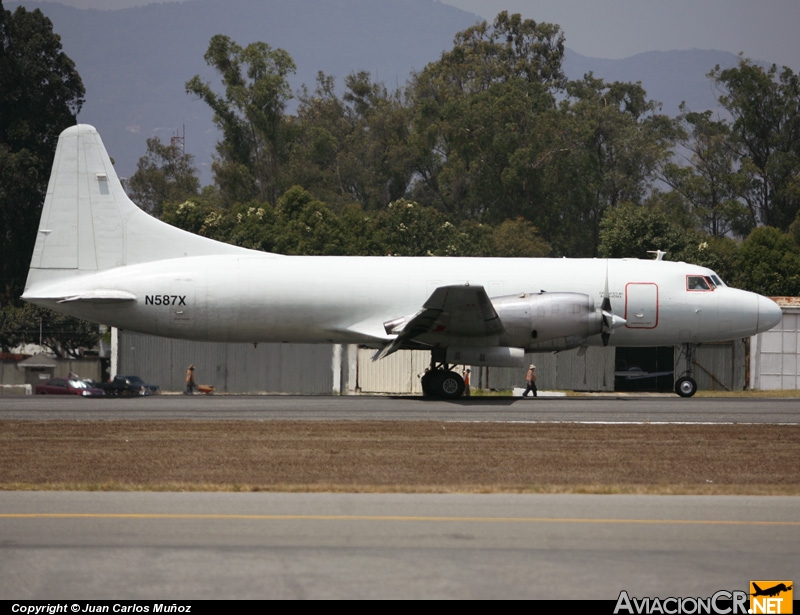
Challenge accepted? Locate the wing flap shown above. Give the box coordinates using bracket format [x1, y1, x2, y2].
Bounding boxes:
[373, 285, 503, 361]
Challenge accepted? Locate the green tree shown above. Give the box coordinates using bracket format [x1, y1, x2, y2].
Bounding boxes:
[710, 58, 800, 230]
[731, 226, 800, 296]
[489, 217, 552, 257]
[371, 199, 452, 256]
[661, 107, 753, 238]
[0, 4, 84, 304]
[549, 76, 677, 256]
[0, 304, 98, 358]
[159, 193, 230, 239]
[408, 12, 565, 219]
[126, 136, 200, 216]
[289, 71, 415, 210]
[598, 202, 701, 260]
[186, 35, 296, 206]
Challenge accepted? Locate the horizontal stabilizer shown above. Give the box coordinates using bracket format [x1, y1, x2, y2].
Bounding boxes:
[56, 290, 137, 303]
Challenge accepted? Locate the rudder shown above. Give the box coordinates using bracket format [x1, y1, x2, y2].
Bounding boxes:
[23, 124, 254, 295]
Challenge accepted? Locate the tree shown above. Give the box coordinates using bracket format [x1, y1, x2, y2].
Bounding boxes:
[489, 218, 551, 257]
[126, 136, 200, 216]
[186, 35, 296, 206]
[550, 76, 677, 256]
[710, 58, 800, 230]
[732, 226, 800, 296]
[598, 202, 701, 260]
[0, 304, 98, 358]
[407, 12, 565, 219]
[288, 71, 415, 210]
[0, 3, 84, 304]
[661, 107, 753, 238]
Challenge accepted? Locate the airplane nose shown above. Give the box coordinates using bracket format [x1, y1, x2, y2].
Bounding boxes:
[757, 295, 782, 333]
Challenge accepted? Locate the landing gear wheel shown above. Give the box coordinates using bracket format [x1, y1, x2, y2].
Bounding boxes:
[675, 377, 697, 398]
[437, 371, 465, 399]
[420, 371, 436, 397]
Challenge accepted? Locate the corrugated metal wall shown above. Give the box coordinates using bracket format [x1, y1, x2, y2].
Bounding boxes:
[751, 307, 798, 390]
[356, 348, 429, 394]
[472, 347, 616, 392]
[118, 331, 334, 394]
[116, 331, 754, 395]
[682, 341, 745, 392]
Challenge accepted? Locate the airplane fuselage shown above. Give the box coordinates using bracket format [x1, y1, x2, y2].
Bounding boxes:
[25, 253, 775, 349]
[21, 125, 784, 397]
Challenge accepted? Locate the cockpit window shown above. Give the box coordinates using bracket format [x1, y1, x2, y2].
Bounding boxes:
[687, 275, 713, 291]
[710, 275, 725, 287]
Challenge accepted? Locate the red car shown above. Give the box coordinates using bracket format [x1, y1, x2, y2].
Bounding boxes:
[34, 377, 106, 397]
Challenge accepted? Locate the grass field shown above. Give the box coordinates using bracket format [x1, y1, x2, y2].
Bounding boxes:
[1, 420, 798, 495]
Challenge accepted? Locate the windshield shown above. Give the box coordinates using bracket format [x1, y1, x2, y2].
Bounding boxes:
[69, 379, 89, 389]
[687, 275, 713, 291]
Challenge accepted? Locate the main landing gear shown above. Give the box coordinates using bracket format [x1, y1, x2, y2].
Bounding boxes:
[420, 358, 466, 399]
[674, 343, 698, 397]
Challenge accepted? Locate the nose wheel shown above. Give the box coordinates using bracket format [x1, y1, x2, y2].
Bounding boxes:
[674, 343, 698, 397]
[675, 376, 697, 397]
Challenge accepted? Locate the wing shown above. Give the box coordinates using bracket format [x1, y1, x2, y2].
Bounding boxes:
[373, 284, 504, 361]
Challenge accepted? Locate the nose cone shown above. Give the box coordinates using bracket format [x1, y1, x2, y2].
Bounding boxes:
[757, 295, 782, 333]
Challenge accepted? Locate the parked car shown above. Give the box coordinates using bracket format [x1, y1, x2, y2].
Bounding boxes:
[35, 377, 106, 397]
[91, 375, 153, 397]
[118, 375, 159, 394]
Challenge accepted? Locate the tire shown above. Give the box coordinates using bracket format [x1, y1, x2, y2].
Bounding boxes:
[420, 371, 436, 396]
[437, 371, 465, 399]
[675, 377, 697, 398]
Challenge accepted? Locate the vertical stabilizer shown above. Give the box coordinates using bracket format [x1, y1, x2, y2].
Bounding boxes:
[23, 124, 254, 294]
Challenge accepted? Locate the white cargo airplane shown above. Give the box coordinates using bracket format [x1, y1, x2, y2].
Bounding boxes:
[22, 125, 783, 398]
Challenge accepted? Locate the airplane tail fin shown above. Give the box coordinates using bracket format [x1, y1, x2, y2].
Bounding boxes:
[23, 124, 252, 295]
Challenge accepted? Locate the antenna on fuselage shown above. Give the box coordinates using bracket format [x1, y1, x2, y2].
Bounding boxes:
[647, 250, 667, 261]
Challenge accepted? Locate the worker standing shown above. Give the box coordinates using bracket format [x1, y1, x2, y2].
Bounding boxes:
[522, 364, 537, 397]
[184, 364, 197, 395]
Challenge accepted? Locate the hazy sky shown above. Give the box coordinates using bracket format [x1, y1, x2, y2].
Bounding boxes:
[13, 0, 800, 70]
[443, 0, 800, 70]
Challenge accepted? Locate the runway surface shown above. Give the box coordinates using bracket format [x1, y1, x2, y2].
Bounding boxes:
[1, 491, 798, 600]
[1, 393, 799, 423]
[1, 394, 798, 600]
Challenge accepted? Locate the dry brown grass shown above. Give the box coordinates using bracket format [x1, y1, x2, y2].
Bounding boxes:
[1, 420, 798, 495]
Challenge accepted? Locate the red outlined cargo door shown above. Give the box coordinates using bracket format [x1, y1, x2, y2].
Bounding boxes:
[625, 282, 658, 329]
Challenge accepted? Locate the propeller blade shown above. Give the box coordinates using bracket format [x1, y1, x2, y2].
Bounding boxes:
[601, 260, 612, 313]
[599, 261, 626, 345]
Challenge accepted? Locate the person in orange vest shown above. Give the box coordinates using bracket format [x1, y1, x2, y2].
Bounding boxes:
[184, 364, 197, 395]
[523, 364, 537, 397]
[463, 368, 471, 397]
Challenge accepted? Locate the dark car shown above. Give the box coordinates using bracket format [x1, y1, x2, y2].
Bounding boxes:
[118, 375, 159, 394]
[35, 377, 106, 397]
[91, 375, 155, 397]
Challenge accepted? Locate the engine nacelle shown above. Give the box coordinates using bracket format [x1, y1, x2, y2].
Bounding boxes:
[445, 345, 525, 367]
[493, 292, 604, 351]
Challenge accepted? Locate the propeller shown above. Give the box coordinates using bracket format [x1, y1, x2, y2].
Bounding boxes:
[600, 261, 626, 346]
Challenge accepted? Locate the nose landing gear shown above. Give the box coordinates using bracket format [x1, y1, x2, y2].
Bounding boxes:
[674, 344, 698, 397]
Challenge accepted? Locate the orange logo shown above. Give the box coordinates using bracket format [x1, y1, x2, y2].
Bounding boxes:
[750, 581, 793, 614]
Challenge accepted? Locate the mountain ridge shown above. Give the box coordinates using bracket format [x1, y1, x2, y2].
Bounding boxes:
[9, 0, 748, 184]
